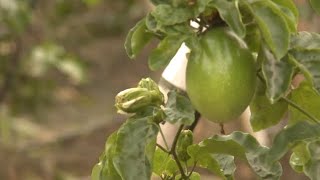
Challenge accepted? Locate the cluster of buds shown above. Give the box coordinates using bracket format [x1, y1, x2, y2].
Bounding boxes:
[115, 78, 164, 114]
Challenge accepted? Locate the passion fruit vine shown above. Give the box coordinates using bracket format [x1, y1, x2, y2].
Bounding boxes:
[186, 27, 256, 123]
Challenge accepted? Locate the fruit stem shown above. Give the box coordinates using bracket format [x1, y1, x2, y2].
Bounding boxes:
[281, 97, 320, 125]
[220, 123, 226, 135]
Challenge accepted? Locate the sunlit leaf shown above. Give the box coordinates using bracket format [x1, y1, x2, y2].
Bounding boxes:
[113, 117, 159, 180]
[261, 47, 295, 103]
[125, 18, 153, 59]
[163, 90, 195, 125]
[251, 0, 290, 59]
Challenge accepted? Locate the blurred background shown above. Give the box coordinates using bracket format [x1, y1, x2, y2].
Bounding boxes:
[0, 0, 319, 180]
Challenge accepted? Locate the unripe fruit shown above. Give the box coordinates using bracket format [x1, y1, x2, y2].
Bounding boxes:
[186, 28, 256, 123]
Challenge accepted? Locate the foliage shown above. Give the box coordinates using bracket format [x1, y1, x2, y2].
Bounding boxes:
[92, 0, 320, 179]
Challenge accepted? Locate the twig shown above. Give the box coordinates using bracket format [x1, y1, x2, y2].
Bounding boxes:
[188, 162, 197, 177]
[159, 126, 170, 150]
[157, 143, 170, 154]
[170, 125, 188, 179]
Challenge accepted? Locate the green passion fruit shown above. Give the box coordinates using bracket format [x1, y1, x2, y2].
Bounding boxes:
[186, 27, 256, 123]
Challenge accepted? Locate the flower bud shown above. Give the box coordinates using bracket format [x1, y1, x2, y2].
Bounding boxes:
[115, 87, 163, 114]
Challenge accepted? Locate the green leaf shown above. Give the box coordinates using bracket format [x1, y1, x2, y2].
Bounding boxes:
[289, 142, 310, 173]
[151, 4, 194, 26]
[188, 145, 226, 178]
[309, 0, 320, 14]
[272, 0, 299, 18]
[251, 0, 290, 59]
[208, 0, 245, 38]
[125, 18, 153, 59]
[290, 32, 320, 50]
[189, 172, 201, 180]
[91, 132, 122, 180]
[288, 82, 320, 124]
[244, 24, 261, 53]
[153, 148, 178, 176]
[188, 132, 282, 179]
[304, 140, 320, 180]
[250, 78, 288, 131]
[150, 0, 171, 5]
[113, 117, 159, 180]
[290, 49, 320, 94]
[213, 154, 236, 179]
[149, 35, 186, 70]
[271, 0, 298, 32]
[266, 122, 320, 163]
[261, 47, 295, 103]
[175, 172, 201, 180]
[163, 90, 195, 125]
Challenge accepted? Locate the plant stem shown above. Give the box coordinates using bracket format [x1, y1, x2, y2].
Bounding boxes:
[188, 162, 197, 177]
[281, 97, 320, 125]
[170, 125, 188, 179]
[159, 126, 170, 150]
[157, 143, 170, 154]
